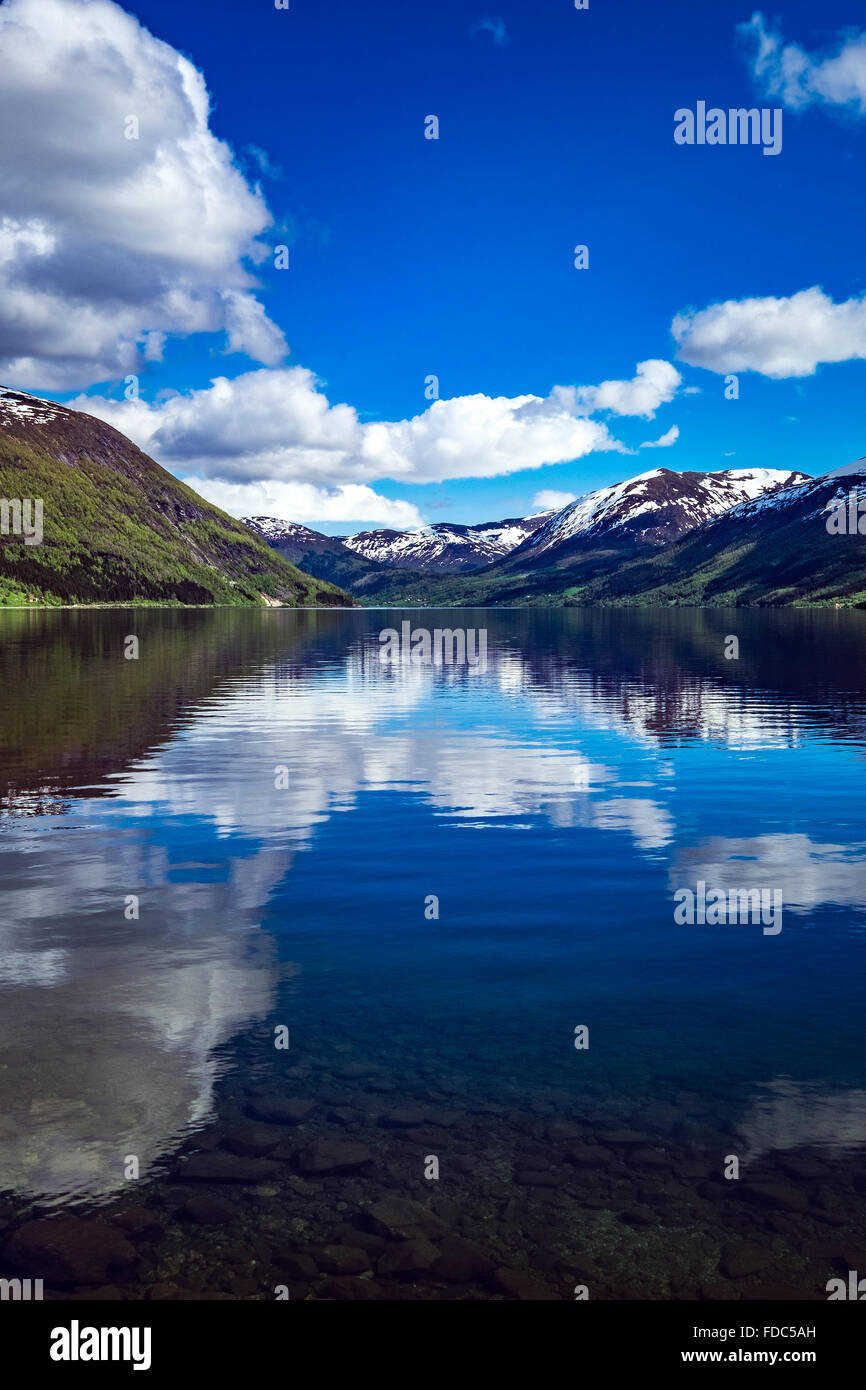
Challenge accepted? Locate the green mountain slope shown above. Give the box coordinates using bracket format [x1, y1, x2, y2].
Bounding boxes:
[242, 517, 394, 593]
[0, 389, 349, 607]
[574, 463, 866, 607]
[346, 464, 866, 609]
[343, 465, 816, 607]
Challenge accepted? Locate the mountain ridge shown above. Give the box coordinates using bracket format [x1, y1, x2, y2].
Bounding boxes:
[574, 459, 866, 608]
[247, 465, 812, 605]
[343, 511, 555, 572]
[0, 388, 350, 608]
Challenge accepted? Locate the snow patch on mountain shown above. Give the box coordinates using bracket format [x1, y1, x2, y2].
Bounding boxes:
[711, 463, 866, 528]
[343, 512, 555, 571]
[243, 516, 322, 543]
[0, 387, 66, 425]
[525, 467, 810, 555]
[822, 455, 866, 480]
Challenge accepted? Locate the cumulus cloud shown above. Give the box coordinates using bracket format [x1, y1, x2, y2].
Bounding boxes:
[641, 424, 679, 449]
[0, 0, 285, 388]
[72, 357, 681, 520]
[0, 0, 686, 524]
[189, 479, 425, 529]
[672, 287, 866, 378]
[551, 359, 682, 419]
[70, 366, 406, 522]
[360, 389, 625, 483]
[76, 368, 362, 479]
[739, 12, 866, 114]
[532, 489, 577, 511]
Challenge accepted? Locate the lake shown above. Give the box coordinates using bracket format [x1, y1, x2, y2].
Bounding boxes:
[1, 606, 864, 1299]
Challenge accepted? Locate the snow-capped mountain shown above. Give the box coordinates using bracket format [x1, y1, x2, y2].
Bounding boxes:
[622, 459, 863, 540]
[244, 517, 318, 545]
[244, 511, 555, 584]
[577, 457, 866, 607]
[244, 468, 813, 600]
[520, 467, 810, 560]
[243, 517, 345, 558]
[242, 515, 392, 591]
[342, 513, 555, 573]
[0, 386, 66, 425]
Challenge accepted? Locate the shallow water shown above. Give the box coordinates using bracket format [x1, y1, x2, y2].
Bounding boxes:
[0, 607, 864, 1299]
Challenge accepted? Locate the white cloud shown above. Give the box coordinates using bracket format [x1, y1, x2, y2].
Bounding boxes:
[641, 424, 679, 449]
[71, 366, 413, 524]
[550, 359, 681, 420]
[0, 0, 285, 388]
[189, 478, 425, 529]
[672, 287, 866, 378]
[77, 368, 362, 480]
[0, 0, 686, 523]
[72, 356, 681, 520]
[361, 389, 626, 483]
[739, 12, 866, 114]
[532, 489, 577, 511]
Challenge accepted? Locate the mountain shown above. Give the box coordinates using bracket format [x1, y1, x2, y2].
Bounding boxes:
[343, 512, 555, 572]
[575, 458, 866, 607]
[243, 509, 557, 596]
[343, 465, 810, 606]
[242, 516, 391, 592]
[0, 389, 349, 607]
[516, 467, 809, 561]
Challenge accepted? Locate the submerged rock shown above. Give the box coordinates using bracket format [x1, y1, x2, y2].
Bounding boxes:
[364, 1196, 447, 1241]
[295, 1139, 373, 1175]
[5, 1217, 139, 1286]
[315, 1244, 371, 1275]
[377, 1239, 439, 1277]
[246, 1098, 316, 1126]
[431, 1238, 494, 1283]
[174, 1154, 282, 1184]
[183, 1196, 236, 1225]
[719, 1240, 776, 1279]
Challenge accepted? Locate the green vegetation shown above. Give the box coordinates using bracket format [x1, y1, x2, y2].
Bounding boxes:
[0, 606, 353, 808]
[0, 411, 350, 608]
[351, 487, 866, 610]
[571, 512, 866, 608]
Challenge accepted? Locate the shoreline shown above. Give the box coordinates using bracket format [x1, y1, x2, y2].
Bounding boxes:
[0, 600, 862, 612]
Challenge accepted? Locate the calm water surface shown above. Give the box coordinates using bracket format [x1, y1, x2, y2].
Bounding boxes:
[0, 607, 864, 1299]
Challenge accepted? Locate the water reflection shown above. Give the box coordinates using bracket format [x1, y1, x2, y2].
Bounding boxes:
[1, 606, 866, 1206]
[672, 834, 866, 917]
[739, 1079, 866, 1159]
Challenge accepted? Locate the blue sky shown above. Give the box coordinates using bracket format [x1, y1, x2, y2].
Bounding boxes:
[2, 0, 865, 529]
